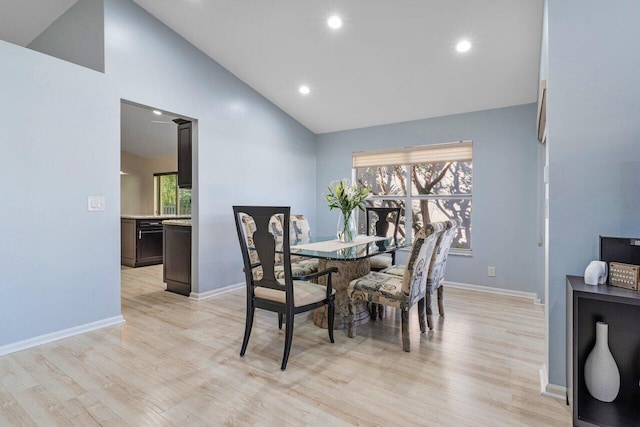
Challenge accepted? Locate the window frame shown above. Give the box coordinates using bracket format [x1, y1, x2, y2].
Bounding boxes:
[154, 171, 191, 216]
[353, 151, 473, 255]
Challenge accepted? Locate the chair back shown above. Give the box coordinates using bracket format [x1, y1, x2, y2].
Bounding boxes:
[427, 220, 458, 292]
[233, 206, 294, 297]
[401, 222, 446, 307]
[366, 206, 401, 242]
[241, 213, 310, 265]
[290, 215, 312, 244]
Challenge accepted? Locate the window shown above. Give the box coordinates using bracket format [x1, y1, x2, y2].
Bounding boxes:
[154, 172, 192, 216]
[354, 141, 472, 251]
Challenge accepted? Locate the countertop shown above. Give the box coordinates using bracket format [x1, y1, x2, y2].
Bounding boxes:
[163, 219, 192, 227]
[121, 215, 191, 220]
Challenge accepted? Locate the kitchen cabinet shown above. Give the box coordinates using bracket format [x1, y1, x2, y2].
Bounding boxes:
[173, 118, 192, 189]
[567, 275, 640, 426]
[163, 221, 192, 296]
[121, 216, 189, 267]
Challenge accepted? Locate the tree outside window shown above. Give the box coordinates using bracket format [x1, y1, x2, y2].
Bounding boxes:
[154, 172, 191, 216]
[354, 143, 472, 251]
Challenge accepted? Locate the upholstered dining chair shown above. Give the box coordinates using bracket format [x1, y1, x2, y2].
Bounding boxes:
[382, 220, 458, 329]
[240, 214, 319, 281]
[347, 222, 446, 351]
[233, 206, 337, 370]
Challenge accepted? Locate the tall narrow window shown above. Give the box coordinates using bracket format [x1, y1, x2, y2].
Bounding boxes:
[354, 141, 472, 252]
[154, 172, 191, 216]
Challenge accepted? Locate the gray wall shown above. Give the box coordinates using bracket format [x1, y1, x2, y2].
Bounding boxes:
[547, 0, 640, 386]
[316, 104, 543, 298]
[0, 0, 317, 349]
[104, 0, 317, 293]
[0, 39, 120, 347]
[28, 0, 104, 72]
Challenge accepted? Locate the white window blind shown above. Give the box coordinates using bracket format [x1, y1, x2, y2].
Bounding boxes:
[352, 140, 472, 168]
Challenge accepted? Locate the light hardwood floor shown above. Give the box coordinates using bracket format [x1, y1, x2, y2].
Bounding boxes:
[0, 265, 570, 426]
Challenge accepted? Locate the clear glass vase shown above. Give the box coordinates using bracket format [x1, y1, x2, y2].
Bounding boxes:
[337, 210, 357, 243]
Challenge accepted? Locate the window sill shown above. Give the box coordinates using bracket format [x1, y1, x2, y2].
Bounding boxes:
[398, 247, 472, 257]
[449, 249, 472, 257]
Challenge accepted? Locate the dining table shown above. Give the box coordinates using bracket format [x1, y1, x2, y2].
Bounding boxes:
[285, 234, 412, 330]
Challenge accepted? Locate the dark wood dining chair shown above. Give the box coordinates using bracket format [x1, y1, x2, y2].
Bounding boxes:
[365, 206, 402, 270]
[233, 206, 337, 370]
[365, 206, 401, 320]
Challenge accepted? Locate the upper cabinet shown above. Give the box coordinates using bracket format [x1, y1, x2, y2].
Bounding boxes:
[173, 118, 192, 189]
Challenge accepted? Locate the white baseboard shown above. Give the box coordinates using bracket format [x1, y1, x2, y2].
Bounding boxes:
[445, 281, 540, 304]
[539, 364, 567, 400]
[190, 282, 244, 300]
[0, 315, 125, 357]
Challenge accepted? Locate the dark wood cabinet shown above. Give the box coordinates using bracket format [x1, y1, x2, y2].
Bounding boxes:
[121, 219, 136, 266]
[173, 118, 192, 189]
[121, 218, 163, 267]
[163, 223, 192, 296]
[121, 217, 186, 267]
[567, 275, 640, 426]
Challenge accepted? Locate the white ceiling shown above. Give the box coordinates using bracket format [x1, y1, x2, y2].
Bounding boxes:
[0, 0, 544, 135]
[0, 0, 78, 46]
[132, 0, 544, 134]
[121, 102, 181, 159]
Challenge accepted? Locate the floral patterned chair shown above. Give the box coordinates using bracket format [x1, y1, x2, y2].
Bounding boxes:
[382, 220, 458, 329]
[241, 213, 319, 280]
[347, 222, 446, 351]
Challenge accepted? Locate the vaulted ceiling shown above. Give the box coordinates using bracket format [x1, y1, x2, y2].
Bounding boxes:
[0, 0, 544, 134]
[131, 0, 544, 134]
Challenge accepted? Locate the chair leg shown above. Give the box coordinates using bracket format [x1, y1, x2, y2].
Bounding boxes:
[426, 293, 434, 330]
[401, 309, 410, 352]
[281, 311, 294, 371]
[418, 298, 427, 333]
[348, 301, 356, 338]
[278, 313, 283, 330]
[370, 303, 378, 321]
[327, 300, 335, 343]
[437, 286, 445, 316]
[240, 304, 255, 356]
[378, 304, 385, 319]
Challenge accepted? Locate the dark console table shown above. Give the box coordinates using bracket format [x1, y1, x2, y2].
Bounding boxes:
[567, 275, 640, 426]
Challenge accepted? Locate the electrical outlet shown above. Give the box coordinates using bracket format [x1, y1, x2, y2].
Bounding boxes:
[488, 266, 496, 277]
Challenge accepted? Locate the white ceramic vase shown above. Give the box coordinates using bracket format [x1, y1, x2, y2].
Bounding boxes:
[584, 321, 620, 402]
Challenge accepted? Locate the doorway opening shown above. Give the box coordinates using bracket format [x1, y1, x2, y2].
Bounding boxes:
[119, 99, 196, 300]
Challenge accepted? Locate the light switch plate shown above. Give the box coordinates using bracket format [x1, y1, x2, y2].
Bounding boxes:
[88, 196, 106, 211]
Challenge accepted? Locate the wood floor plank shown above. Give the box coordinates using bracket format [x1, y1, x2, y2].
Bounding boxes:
[0, 265, 571, 425]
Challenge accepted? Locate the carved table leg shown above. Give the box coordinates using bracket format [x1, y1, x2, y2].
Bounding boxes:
[313, 258, 371, 330]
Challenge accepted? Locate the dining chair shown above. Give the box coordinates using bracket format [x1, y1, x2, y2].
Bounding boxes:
[382, 220, 458, 329]
[365, 206, 401, 320]
[366, 206, 401, 271]
[233, 206, 338, 370]
[240, 214, 319, 281]
[347, 222, 446, 351]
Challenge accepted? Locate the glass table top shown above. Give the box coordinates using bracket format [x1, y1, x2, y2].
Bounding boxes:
[281, 235, 412, 261]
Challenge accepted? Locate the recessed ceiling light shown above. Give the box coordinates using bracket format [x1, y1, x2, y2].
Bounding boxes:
[152, 110, 162, 115]
[327, 15, 343, 29]
[456, 40, 472, 53]
[299, 85, 311, 95]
